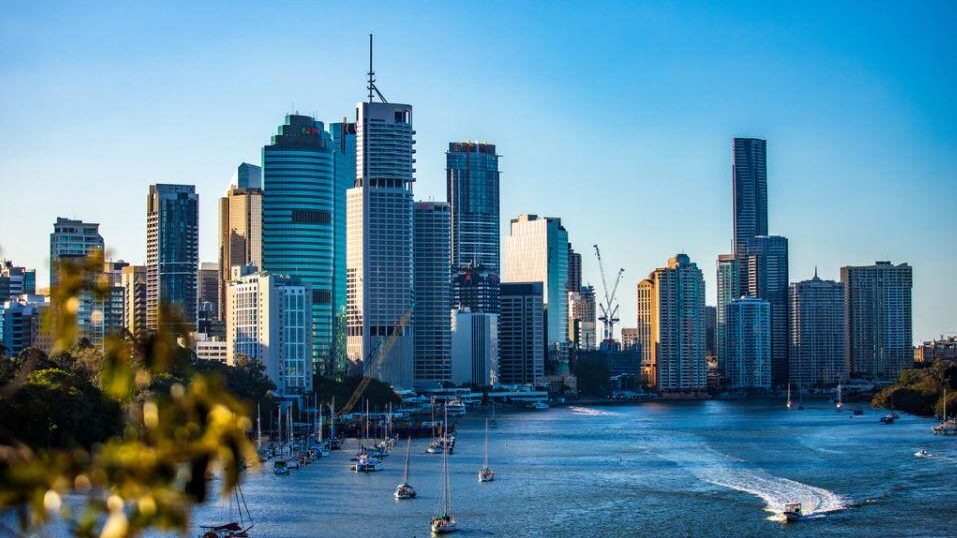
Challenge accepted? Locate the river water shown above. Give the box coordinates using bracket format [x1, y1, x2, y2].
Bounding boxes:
[189, 400, 956, 538]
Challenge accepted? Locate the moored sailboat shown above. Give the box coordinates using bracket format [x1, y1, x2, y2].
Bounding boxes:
[478, 418, 494, 483]
[430, 404, 457, 534]
[394, 436, 417, 499]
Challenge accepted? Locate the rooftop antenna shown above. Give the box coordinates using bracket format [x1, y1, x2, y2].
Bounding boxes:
[367, 34, 388, 103]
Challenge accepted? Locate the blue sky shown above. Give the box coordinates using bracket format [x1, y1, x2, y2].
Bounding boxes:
[1, 1, 954, 340]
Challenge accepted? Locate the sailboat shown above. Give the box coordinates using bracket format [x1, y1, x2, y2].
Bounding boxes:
[835, 383, 844, 410]
[478, 419, 494, 482]
[786, 383, 792, 409]
[394, 436, 417, 499]
[198, 483, 254, 537]
[427, 398, 444, 454]
[273, 405, 289, 475]
[488, 401, 498, 429]
[328, 397, 341, 450]
[352, 400, 381, 472]
[430, 404, 457, 534]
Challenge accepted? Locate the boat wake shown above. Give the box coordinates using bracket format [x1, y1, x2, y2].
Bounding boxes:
[660, 443, 848, 522]
[568, 406, 617, 416]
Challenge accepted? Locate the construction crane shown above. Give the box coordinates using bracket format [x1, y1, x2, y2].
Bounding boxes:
[593, 244, 624, 344]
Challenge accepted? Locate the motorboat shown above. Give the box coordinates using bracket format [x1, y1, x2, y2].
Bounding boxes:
[351, 453, 381, 473]
[426, 440, 444, 454]
[273, 460, 289, 476]
[531, 401, 549, 410]
[880, 414, 896, 424]
[915, 449, 930, 458]
[782, 502, 802, 523]
[445, 398, 467, 417]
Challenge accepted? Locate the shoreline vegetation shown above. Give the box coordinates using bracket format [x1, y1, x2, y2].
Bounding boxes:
[872, 360, 957, 417]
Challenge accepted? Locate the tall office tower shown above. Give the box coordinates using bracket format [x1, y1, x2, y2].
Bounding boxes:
[568, 285, 597, 351]
[453, 261, 500, 313]
[503, 214, 569, 369]
[635, 278, 656, 387]
[742, 235, 789, 386]
[621, 328, 639, 351]
[451, 310, 498, 387]
[346, 92, 416, 388]
[233, 162, 262, 190]
[841, 261, 913, 380]
[218, 164, 263, 321]
[146, 184, 199, 331]
[261, 114, 335, 375]
[50, 217, 104, 289]
[732, 137, 768, 255]
[1, 295, 49, 355]
[725, 297, 772, 390]
[789, 271, 846, 388]
[413, 201, 452, 387]
[225, 266, 313, 394]
[1, 261, 36, 301]
[329, 120, 357, 375]
[567, 244, 582, 292]
[638, 254, 708, 394]
[715, 254, 740, 379]
[121, 265, 147, 338]
[498, 282, 545, 386]
[447, 142, 500, 272]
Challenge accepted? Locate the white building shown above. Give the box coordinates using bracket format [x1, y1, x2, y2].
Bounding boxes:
[194, 333, 228, 364]
[451, 309, 498, 386]
[226, 266, 313, 393]
[346, 98, 416, 388]
[726, 296, 772, 390]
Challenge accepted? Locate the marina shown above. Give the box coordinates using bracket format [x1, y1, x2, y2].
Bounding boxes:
[184, 400, 957, 537]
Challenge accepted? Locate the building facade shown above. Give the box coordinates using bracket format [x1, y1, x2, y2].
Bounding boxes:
[732, 137, 768, 256]
[346, 100, 416, 388]
[451, 310, 498, 387]
[50, 217, 104, 289]
[121, 265, 147, 338]
[453, 261, 499, 313]
[218, 165, 263, 321]
[225, 266, 313, 393]
[146, 185, 199, 331]
[1, 261, 36, 302]
[329, 120, 357, 375]
[621, 327, 639, 351]
[261, 114, 335, 375]
[413, 201, 452, 387]
[447, 142, 500, 272]
[725, 297, 772, 390]
[715, 253, 739, 380]
[498, 282, 545, 386]
[789, 272, 846, 387]
[0, 295, 48, 355]
[741, 235, 789, 386]
[841, 261, 913, 380]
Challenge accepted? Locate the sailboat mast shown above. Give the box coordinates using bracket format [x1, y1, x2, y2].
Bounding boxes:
[443, 402, 451, 515]
[318, 400, 324, 443]
[404, 436, 411, 483]
[256, 403, 262, 450]
[484, 418, 489, 466]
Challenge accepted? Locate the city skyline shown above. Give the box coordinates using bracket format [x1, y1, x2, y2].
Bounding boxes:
[1, 2, 955, 342]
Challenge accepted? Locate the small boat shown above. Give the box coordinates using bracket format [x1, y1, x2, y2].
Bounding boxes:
[488, 403, 498, 429]
[880, 414, 896, 424]
[445, 398, 467, 417]
[786, 383, 792, 409]
[531, 401, 549, 410]
[426, 440, 444, 454]
[430, 404, 458, 534]
[915, 449, 930, 458]
[198, 484, 254, 537]
[352, 452, 381, 473]
[394, 436, 417, 499]
[782, 502, 802, 523]
[273, 460, 289, 476]
[478, 419, 494, 483]
[835, 383, 843, 410]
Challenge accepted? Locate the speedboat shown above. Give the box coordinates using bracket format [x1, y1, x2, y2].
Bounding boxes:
[478, 466, 494, 483]
[915, 449, 930, 458]
[394, 482, 417, 499]
[273, 460, 289, 476]
[782, 502, 802, 523]
[430, 514, 457, 534]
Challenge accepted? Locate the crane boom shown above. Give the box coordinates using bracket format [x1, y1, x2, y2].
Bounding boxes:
[593, 244, 624, 343]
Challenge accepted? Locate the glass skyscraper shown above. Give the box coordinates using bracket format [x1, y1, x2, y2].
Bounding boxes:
[732, 137, 768, 256]
[261, 114, 335, 374]
[146, 184, 199, 331]
[329, 120, 357, 376]
[447, 142, 500, 273]
[742, 235, 789, 386]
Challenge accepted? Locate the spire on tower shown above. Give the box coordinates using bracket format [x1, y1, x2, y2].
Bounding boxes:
[367, 34, 388, 103]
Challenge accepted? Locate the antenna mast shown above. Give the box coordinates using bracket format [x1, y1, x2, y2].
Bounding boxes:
[367, 34, 388, 103]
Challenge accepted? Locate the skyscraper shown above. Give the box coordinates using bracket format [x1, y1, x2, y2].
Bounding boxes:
[635, 278, 656, 387]
[447, 142, 500, 273]
[413, 201, 451, 387]
[841, 261, 913, 380]
[742, 235, 789, 386]
[329, 120, 357, 375]
[50, 217, 104, 289]
[732, 137, 768, 255]
[567, 244, 582, 293]
[638, 254, 708, 394]
[451, 310, 498, 387]
[121, 265, 147, 338]
[725, 297, 772, 390]
[453, 261, 499, 313]
[498, 282, 545, 386]
[218, 164, 262, 321]
[346, 96, 416, 388]
[715, 253, 740, 380]
[261, 114, 335, 375]
[146, 184, 199, 331]
[789, 272, 846, 387]
[225, 266, 313, 394]
[503, 214, 569, 370]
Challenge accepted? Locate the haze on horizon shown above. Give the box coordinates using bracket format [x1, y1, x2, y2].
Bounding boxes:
[0, 1, 954, 340]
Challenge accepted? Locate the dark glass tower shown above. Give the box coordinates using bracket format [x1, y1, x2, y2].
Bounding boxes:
[146, 184, 199, 331]
[262, 114, 335, 374]
[732, 138, 768, 255]
[742, 235, 789, 386]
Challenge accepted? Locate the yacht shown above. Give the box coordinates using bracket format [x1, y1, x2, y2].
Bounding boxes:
[273, 459, 289, 476]
[446, 398, 467, 417]
[430, 404, 458, 534]
[198, 485, 253, 537]
[880, 413, 896, 424]
[782, 502, 803, 523]
[394, 436, 417, 499]
[352, 452, 382, 473]
[478, 419, 495, 483]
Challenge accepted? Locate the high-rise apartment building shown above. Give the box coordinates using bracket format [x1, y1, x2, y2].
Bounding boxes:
[99, 260, 128, 344]
[1, 295, 48, 355]
[1, 261, 36, 301]
[197, 262, 222, 337]
[741, 235, 789, 386]
[715, 253, 740, 379]
[841, 261, 913, 380]
[498, 282, 545, 386]
[789, 272, 845, 387]
[725, 297, 771, 390]
[413, 201, 451, 387]
[503, 214, 569, 369]
[635, 279, 656, 386]
[637, 254, 708, 394]
[218, 164, 262, 320]
[732, 137, 768, 256]
[121, 265, 147, 338]
[346, 97, 416, 388]
[261, 114, 335, 374]
[146, 184, 199, 331]
[50, 217, 104, 289]
[225, 266, 313, 394]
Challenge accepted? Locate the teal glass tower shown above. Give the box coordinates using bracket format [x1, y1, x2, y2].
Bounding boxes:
[262, 114, 335, 375]
[329, 120, 357, 376]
